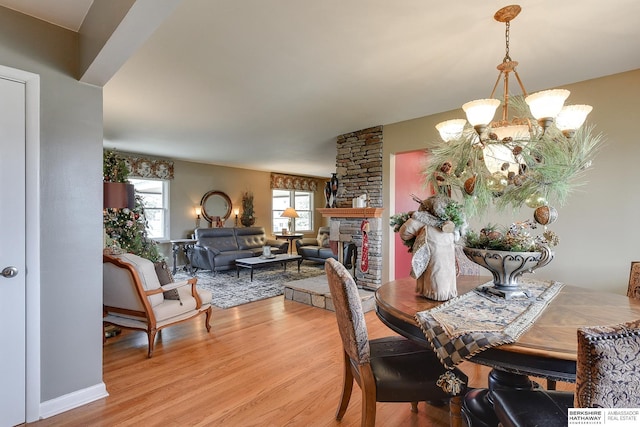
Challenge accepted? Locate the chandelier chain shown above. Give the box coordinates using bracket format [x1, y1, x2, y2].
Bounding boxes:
[504, 20, 512, 63]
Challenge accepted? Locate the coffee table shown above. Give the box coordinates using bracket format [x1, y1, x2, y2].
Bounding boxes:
[235, 253, 302, 282]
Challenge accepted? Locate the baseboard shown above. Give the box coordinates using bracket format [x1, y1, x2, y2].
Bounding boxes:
[39, 382, 109, 419]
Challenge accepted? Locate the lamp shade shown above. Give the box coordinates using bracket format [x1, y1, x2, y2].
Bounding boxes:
[104, 182, 135, 209]
[436, 119, 467, 142]
[281, 207, 299, 218]
[491, 124, 530, 142]
[462, 99, 500, 127]
[525, 89, 570, 120]
[555, 104, 593, 133]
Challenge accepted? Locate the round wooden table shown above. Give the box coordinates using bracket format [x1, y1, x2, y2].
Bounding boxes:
[375, 276, 640, 426]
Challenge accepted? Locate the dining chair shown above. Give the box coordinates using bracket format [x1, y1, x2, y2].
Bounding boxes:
[324, 258, 468, 427]
[627, 261, 640, 299]
[492, 319, 640, 426]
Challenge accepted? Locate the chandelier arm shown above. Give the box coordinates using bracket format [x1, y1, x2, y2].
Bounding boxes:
[502, 71, 511, 122]
[513, 70, 529, 98]
[489, 71, 504, 99]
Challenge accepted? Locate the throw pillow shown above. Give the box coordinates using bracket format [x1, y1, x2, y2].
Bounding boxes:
[317, 234, 330, 248]
[154, 261, 181, 302]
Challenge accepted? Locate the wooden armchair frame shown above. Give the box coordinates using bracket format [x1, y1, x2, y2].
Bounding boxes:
[103, 254, 212, 357]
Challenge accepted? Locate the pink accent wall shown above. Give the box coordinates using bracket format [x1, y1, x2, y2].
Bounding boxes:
[393, 151, 432, 279]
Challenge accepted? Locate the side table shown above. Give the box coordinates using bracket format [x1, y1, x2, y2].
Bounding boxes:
[170, 239, 196, 275]
[274, 233, 304, 254]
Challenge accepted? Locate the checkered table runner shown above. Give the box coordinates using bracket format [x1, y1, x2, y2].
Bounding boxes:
[415, 278, 564, 369]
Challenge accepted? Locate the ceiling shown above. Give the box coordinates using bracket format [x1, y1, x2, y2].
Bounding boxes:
[3, 0, 640, 177]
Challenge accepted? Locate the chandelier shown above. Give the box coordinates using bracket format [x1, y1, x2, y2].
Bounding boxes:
[427, 5, 602, 224]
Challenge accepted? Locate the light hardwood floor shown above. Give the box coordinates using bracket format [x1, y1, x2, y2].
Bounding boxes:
[25, 294, 572, 426]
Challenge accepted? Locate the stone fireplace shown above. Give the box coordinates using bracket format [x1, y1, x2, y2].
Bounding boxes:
[317, 125, 384, 290]
[317, 208, 384, 290]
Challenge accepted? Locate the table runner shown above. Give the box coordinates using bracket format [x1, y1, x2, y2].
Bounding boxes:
[415, 278, 564, 369]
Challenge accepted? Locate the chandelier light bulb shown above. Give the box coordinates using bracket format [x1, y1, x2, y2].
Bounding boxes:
[556, 104, 593, 136]
[525, 89, 570, 127]
[436, 119, 467, 142]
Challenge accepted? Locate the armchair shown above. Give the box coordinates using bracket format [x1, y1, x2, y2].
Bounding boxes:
[103, 253, 213, 357]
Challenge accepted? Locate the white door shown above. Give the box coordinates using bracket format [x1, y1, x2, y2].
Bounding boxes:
[0, 76, 27, 426]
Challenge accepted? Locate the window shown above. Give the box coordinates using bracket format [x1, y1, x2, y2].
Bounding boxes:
[129, 178, 169, 239]
[272, 189, 313, 233]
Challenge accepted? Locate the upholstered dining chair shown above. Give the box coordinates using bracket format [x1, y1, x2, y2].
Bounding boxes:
[324, 258, 468, 427]
[492, 319, 640, 426]
[627, 261, 640, 299]
[103, 253, 213, 357]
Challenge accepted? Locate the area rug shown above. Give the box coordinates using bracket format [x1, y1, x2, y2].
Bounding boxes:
[173, 263, 326, 309]
[415, 278, 564, 368]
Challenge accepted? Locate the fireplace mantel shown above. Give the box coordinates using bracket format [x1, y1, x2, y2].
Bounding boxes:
[317, 208, 384, 218]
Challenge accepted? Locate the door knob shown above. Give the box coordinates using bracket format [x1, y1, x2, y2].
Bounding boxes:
[1, 266, 18, 278]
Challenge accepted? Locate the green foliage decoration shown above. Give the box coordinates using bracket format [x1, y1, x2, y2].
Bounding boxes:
[103, 149, 162, 262]
[103, 149, 129, 183]
[424, 96, 603, 220]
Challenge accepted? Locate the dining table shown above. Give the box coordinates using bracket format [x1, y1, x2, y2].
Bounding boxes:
[375, 275, 640, 427]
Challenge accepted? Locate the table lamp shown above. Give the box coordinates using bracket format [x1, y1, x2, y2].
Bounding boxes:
[194, 206, 202, 228]
[280, 207, 299, 234]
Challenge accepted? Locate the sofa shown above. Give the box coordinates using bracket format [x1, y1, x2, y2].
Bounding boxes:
[296, 226, 357, 268]
[190, 227, 289, 272]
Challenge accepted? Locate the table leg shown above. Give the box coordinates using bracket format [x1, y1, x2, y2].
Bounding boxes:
[183, 244, 195, 276]
[171, 243, 179, 275]
[250, 267, 254, 282]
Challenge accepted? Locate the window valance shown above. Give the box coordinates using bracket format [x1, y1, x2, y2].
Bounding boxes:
[123, 155, 174, 180]
[270, 173, 318, 191]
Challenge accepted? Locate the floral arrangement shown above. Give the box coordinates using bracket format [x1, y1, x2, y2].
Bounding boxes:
[390, 195, 466, 252]
[465, 220, 559, 252]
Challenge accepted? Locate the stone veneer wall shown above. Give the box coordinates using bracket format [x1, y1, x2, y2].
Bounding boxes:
[332, 125, 383, 290]
[335, 125, 383, 207]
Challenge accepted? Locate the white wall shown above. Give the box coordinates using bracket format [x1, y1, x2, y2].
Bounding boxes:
[0, 7, 104, 403]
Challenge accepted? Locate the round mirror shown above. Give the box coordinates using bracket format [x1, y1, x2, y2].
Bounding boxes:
[200, 191, 232, 224]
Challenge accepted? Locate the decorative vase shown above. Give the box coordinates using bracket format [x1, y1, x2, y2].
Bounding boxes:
[330, 173, 339, 208]
[324, 181, 332, 208]
[241, 216, 255, 227]
[462, 245, 554, 299]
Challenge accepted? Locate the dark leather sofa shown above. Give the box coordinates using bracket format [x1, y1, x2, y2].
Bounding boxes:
[190, 227, 289, 272]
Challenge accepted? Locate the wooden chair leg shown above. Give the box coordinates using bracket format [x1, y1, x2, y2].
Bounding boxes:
[336, 352, 354, 421]
[147, 328, 157, 358]
[204, 307, 212, 332]
[547, 379, 557, 390]
[360, 367, 377, 427]
[410, 401, 419, 413]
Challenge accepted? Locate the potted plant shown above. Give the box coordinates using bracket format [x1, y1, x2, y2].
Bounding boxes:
[240, 191, 255, 227]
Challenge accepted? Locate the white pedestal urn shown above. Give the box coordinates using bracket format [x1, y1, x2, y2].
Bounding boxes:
[462, 245, 554, 299]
